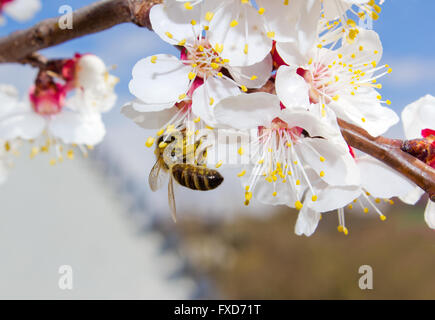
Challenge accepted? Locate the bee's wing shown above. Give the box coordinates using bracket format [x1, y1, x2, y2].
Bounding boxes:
[168, 175, 177, 223]
[149, 159, 168, 192]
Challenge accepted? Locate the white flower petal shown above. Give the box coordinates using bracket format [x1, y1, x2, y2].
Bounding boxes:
[126, 98, 175, 113]
[399, 187, 425, 205]
[329, 88, 399, 137]
[228, 54, 273, 89]
[322, 0, 352, 20]
[213, 92, 281, 129]
[275, 41, 308, 66]
[0, 84, 20, 114]
[275, 65, 310, 109]
[279, 108, 347, 150]
[191, 77, 240, 127]
[296, 139, 360, 186]
[150, 3, 202, 46]
[129, 54, 191, 105]
[0, 103, 45, 140]
[259, 0, 321, 46]
[4, 0, 41, 22]
[309, 184, 362, 212]
[402, 94, 435, 139]
[294, 205, 321, 237]
[424, 200, 435, 229]
[356, 155, 416, 199]
[49, 112, 106, 146]
[339, 28, 383, 66]
[121, 103, 179, 130]
[207, 3, 272, 66]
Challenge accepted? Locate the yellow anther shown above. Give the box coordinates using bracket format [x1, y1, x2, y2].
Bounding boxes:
[205, 11, 214, 22]
[145, 137, 155, 148]
[184, 2, 193, 10]
[386, 100, 392, 105]
[380, 215, 387, 221]
[319, 171, 325, 177]
[343, 227, 349, 236]
[267, 31, 275, 39]
[245, 191, 253, 201]
[311, 195, 318, 202]
[389, 199, 394, 205]
[209, 97, 214, 105]
[258, 7, 265, 15]
[258, 159, 264, 164]
[178, 39, 186, 46]
[188, 72, 196, 80]
[348, 204, 353, 209]
[243, 44, 249, 55]
[332, 95, 340, 101]
[230, 20, 238, 27]
[295, 179, 301, 185]
[214, 44, 224, 53]
[178, 93, 187, 100]
[49, 158, 57, 166]
[272, 191, 277, 197]
[337, 225, 344, 233]
[150, 56, 157, 63]
[250, 75, 257, 81]
[319, 156, 325, 162]
[361, 117, 366, 123]
[237, 170, 246, 177]
[238, 147, 244, 155]
[364, 208, 369, 214]
[241, 85, 248, 92]
[165, 32, 173, 39]
[210, 62, 219, 69]
[191, 19, 197, 25]
[295, 201, 303, 211]
[193, 117, 201, 123]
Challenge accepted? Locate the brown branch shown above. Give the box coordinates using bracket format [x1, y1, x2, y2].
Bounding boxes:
[0, 0, 162, 63]
[0, 0, 433, 201]
[338, 119, 435, 202]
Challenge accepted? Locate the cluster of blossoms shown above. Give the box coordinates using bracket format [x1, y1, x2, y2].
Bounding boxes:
[0, 54, 118, 180]
[0, 0, 40, 24]
[122, 0, 434, 236]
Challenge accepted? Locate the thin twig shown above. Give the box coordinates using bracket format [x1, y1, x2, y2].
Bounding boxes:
[0, 0, 162, 63]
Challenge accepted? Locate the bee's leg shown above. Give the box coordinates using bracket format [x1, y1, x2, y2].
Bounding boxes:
[168, 173, 177, 223]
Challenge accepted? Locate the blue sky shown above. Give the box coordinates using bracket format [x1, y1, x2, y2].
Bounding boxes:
[0, 0, 434, 131]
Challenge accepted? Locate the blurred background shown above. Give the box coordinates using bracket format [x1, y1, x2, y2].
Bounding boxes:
[0, 0, 434, 299]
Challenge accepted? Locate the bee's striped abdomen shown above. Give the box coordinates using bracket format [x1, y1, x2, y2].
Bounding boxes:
[172, 164, 224, 191]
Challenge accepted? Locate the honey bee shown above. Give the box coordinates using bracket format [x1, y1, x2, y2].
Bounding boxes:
[149, 131, 224, 221]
